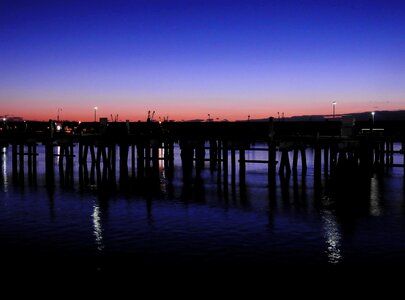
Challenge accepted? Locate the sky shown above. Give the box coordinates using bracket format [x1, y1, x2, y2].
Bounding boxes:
[1, 0, 405, 121]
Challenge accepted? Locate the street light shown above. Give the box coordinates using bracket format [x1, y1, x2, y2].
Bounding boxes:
[332, 101, 336, 118]
[94, 106, 98, 122]
[371, 111, 375, 131]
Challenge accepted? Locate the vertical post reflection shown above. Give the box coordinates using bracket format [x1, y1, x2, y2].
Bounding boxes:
[92, 203, 104, 251]
[1, 147, 8, 191]
[321, 210, 342, 264]
[55, 145, 60, 158]
[369, 176, 381, 216]
[159, 147, 166, 187]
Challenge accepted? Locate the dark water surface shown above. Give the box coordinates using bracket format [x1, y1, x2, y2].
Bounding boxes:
[0, 144, 404, 276]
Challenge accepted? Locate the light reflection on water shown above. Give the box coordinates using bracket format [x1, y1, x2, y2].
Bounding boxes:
[1, 147, 7, 191]
[321, 209, 342, 264]
[0, 143, 404, 269]
[370, 175, 382, 216]
[92, 203, 104, 251]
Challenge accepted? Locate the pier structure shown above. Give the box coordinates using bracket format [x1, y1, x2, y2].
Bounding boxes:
[0, 119, 404, 189]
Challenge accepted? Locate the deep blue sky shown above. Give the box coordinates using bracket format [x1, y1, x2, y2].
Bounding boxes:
[1, 0, 405, 121]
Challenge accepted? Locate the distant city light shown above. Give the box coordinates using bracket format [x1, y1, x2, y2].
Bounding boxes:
[94, 106, 98, 122]
[332, 101, 336, 118]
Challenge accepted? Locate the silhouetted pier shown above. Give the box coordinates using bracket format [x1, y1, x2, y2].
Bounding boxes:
[1, 118, 404, 189]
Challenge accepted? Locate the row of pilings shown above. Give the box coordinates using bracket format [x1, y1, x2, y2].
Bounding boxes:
[2, 135, 404, 188]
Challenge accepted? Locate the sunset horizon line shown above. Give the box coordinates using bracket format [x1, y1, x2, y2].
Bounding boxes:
[2, 108, 404, 123]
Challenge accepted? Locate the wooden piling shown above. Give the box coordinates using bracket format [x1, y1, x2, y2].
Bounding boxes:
[102, 146, 109, 183]
[79, 163, 84, 188]
[90, 161, 96, 185]
[163, 141, 169, 170]
[12, 143, 18, 181]
[131, 143, 135, 178]
[209, 139, 217, 171]
[180, 140, 193, 183]
[167, 141, 175, 180]
[323, 146, 329, 176]
[239, 148, 246, 185]
[379, 142, 384, 167]
[389, 141, 393, 166]
[314, 144, 321, 177]
[68, 144, 74, 186]
[79, 143, 83, 165]
[360, 140, 373, 176]
[169, 141, 175, 167]
[152, 142, 159, 178]
[231, 147, 236, 185]
[268, 141, 277, 181]
[32, 143, 37, 183]
[83, 144, 89, 165]
[300, 147, 307, 175]
[145, 141, 151, 169]
[83, 161, 89, 186]
[137, 143, 145, 179]
[101, 146, 108, 168]
[292, 148, 298, 174]
[19, 144, 24, 183]
[217, 140, 222, 183]
[90, 145, 96, 164]
[45, 142, 54, 186]
[111, 144, 117, 182]
[279, 149, 291, 176]
[120, 143, 129, 184]
[337, 150, 347, 171]
[195, 141, 205, 178]
[223, 141, 228, 183]
[27, 144, 32, 183]
[385, 141, 390, 167]
[59, 145, 65, 186]
[403, 141, 405, 170]
[96, 146, 102, 184]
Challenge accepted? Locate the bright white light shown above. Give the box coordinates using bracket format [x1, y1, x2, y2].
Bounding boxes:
[371, 111, 375, 116]
[94, 106, 98, 110]
[2, 118, 5, 121]
[56, 125, 62, 131]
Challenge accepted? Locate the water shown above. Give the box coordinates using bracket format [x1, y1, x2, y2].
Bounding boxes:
[0, 144, 404, 275]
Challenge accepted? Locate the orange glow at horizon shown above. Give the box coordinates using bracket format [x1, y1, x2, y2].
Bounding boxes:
[3, 100, 401, 122]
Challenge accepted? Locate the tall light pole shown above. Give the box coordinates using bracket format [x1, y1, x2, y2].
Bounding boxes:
[57, 108, 62, 122]
[332, 101, 336, 118]
[371, 111, 375, 131]
[94, 106, 98, 122]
